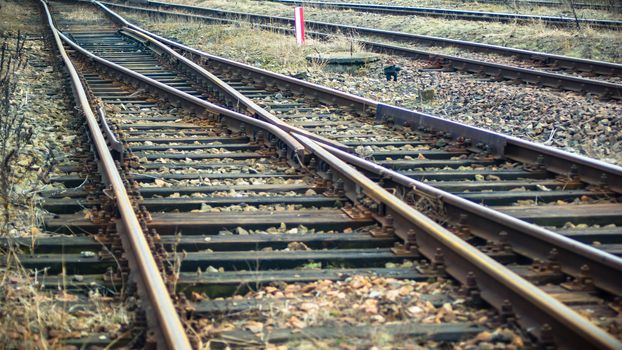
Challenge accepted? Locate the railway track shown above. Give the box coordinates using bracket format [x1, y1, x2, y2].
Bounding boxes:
[42, 1, 515, 348]
[455, 0, 621, 11]
[28, 0, 622, 348]
[1, 2, 191, 348]
[101, 0, 622, 99]
[262, 0, 622, 29]
[97, 0, 622, 269]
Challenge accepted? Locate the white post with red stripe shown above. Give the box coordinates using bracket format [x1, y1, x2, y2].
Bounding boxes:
[294, 7, 305, 45]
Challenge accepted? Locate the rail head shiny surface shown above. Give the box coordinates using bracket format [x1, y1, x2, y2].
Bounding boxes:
[41, 1, 192, 349]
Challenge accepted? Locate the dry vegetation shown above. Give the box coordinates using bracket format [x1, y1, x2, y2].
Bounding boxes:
[134, 18, 364, 74]
[301, 0, 622, 20]
[0, 1, 37, 33]
[1, 252, 132, 349]
[190, 275, 526, 349]
[0, 2, 133, 348]
[167, 0, 622, 63]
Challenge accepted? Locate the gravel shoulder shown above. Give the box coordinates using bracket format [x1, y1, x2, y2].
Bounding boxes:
[0, 3, 80, 237]
[118, 13, 622, 165]
[166, 0, 622, 63]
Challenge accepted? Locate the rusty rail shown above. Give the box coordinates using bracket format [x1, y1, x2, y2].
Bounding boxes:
[40, 1, 192, 349]
[59, 31, 307, 162]
[266, 0, 622, 29]
[53, 2, 622, 348]
[317, 141, 622, 296]
[294, 133, 622, 350]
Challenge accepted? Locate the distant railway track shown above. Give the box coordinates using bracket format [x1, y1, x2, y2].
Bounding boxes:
[261, 0, 622, 29]
[25, 0, 622, 348]
[101, 0, 622, 99]
[456, 0, 622, 11]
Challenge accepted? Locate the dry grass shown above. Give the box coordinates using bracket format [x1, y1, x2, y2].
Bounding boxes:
[296, 0, 622, 20]
[0, 34, 50, 237]
[165, 0, 622, 63]
[60, 4, 109, 22]
[0, 3, 135, 348]
[0, 1, 38, 34]
[128, 17, 365, 74]
[0, 248, 132, 349]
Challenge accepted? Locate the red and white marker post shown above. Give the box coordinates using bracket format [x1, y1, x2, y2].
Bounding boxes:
[294, 7, 305, 45]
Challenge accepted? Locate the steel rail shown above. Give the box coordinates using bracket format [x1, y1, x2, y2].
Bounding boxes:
[100, 1, 622, 98]
[263, 0, 622, 29]
[455, 0, 622, 11]
[93, 1, 622, 194]
[318, 141, 622, 296]
[59, 32, 308, 162]
[136, 0, 622, 77]
[93, 0, 622, 293]
[96, 1, 379, 110]
[374, 104, 622, 193]
[62, 2, 622, 347]
[294, 133, 622, 350]
[118, 26, 352, 152]
[110, 16, 622, 193]
[358, 40, 621, 98]
[40, 1, 192, 349]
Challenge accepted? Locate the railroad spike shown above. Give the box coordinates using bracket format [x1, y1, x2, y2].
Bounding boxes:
[568, 164, 579, 179]
[405, 229, 418, 251]
[500, 299, 516, 324]
[464, 271, 483, 307]
[540, 323, 556, 349]
[370, 214, 395, 238]
[432, 248, 446, 273]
